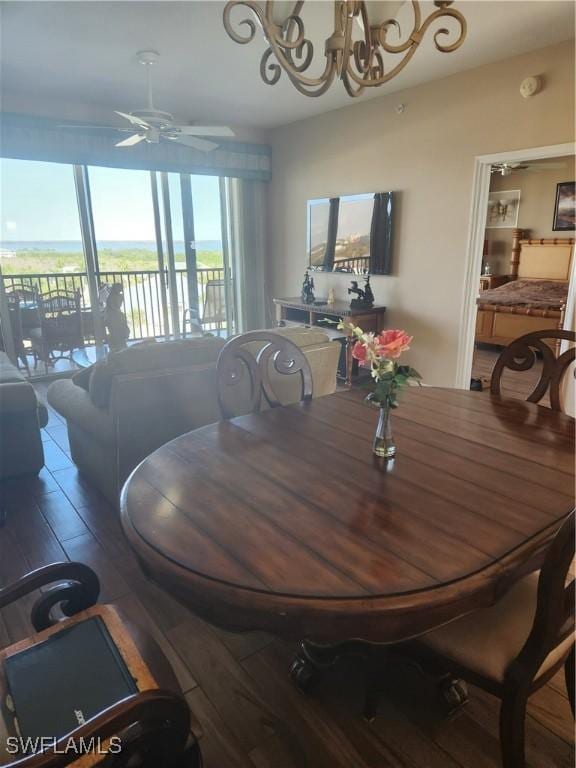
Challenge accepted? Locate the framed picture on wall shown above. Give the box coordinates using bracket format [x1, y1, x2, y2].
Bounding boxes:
[553, 181, 576, 231]
[486, 190, 521, 228]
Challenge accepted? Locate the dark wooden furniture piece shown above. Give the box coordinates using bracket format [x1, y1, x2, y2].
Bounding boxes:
[491, 329, 576, 412]
[121, 387, 574, 655]
[273, 297, 386, 385]
[365, 512, 575, 768]
[216, 331, 313, 418]
[0, 563, 201, 768]
[30, 290, 84, 369]
[479, 274, 509, 292]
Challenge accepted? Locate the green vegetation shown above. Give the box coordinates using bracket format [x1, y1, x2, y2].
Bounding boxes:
[1, 248, 224, 275]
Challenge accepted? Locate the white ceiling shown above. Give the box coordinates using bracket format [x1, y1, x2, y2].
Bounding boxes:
[1, 1, 574, 131]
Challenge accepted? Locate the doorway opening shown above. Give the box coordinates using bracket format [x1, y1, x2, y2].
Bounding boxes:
[456, 143, 575, 392]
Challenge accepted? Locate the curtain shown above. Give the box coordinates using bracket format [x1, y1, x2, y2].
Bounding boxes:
[0, 112, 271, 181]
[226, 178, 268, 332]
[322, 197, 340, 270]
[369, 191, 394, 274]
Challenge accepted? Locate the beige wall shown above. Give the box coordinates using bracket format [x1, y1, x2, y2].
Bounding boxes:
[485, 158, 575, 275]
[268, 40, 575, 386]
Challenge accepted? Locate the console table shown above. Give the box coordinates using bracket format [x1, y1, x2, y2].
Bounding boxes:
[273, 297, 386, 386]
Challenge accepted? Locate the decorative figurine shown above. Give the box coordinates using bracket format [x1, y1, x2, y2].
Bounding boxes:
[301, 269, 316, 305]
[104, 284, 130, 351]
[363, 274, 375, 306]
[327, 287, 336, 306]
[348, 274, 374, 309]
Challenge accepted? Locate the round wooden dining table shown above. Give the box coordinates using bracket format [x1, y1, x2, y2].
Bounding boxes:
[121, 387, 574, 648]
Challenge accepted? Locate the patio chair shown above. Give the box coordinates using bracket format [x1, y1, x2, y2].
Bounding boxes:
[202, 278, 226, 331]
[30, 289, 84, 369]
[5, 291, 31, 372]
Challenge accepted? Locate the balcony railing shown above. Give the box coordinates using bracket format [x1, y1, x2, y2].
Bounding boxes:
[3, 268, 227, 341]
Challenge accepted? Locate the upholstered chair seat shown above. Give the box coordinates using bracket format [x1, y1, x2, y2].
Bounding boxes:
[423, 572, 574, 683]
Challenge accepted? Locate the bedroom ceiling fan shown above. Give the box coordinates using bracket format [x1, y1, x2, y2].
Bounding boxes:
[61, 50, 234, 151]
[491, 161, 566, 177]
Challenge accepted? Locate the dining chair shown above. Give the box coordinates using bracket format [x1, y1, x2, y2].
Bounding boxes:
[364, 510, 575, 768]
[490, 329, 575, 412]
[5, 282, 38, 303]
[216, 330, 313, 418]
[30, 290, 84, 369]
[0, 562, 202, 768]
[5, 291, 30, 372]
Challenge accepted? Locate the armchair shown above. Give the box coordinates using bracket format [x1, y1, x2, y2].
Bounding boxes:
[0, 563, 201, 768]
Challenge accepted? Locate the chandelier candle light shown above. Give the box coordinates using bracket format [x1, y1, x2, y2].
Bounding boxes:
[223, 0, 467, 97]
[340, 321, 421, 458]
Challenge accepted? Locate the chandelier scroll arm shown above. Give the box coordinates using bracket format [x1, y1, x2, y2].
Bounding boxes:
[222, 0, 468, 98]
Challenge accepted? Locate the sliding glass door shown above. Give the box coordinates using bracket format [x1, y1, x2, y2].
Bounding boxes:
[87, 166, 168, 340]
[0, 158, 93, 375]
[0, 157, 234, 377]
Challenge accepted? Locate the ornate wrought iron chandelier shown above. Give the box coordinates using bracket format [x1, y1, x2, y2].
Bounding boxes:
[223, 0, 467, 97]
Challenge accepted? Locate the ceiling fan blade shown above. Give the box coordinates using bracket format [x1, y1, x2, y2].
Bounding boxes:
[115, 133, 146, 147]
[59, 124, 133, 132]
[172, 135, 219, 152]
[172, 125, 235, 137]
[114, 110, 152, 129]
[523, 162, 567, 171]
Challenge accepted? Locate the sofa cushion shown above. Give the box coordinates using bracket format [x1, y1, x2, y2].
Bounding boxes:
[72, 365, 93, 392]
[89, 337, 225, 408]
[271, 326, 333, 348]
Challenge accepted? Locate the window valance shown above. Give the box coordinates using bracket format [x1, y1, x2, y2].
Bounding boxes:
[0, 113, 271, 181]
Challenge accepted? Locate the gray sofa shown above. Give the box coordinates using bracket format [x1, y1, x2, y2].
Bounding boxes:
[0, 351, 48, 478]
[47, 328, 340, 507]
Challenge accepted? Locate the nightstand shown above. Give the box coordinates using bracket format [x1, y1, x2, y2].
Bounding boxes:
[479, 274, 509, 292]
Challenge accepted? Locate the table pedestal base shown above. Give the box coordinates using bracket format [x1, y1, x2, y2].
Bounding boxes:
[289, 639, 469, 721]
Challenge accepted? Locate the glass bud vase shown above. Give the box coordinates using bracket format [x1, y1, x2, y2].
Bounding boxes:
[373, 405, 396, 459]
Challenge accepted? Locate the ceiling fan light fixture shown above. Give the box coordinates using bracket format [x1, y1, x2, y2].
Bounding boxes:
[223, 0, 467, 97]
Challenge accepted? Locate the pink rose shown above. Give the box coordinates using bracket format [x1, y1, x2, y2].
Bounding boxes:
[351, 340, 368, 362]
[376, 329, 413, 359]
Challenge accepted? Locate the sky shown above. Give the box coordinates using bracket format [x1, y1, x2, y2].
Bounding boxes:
[0, 158, 223, 242]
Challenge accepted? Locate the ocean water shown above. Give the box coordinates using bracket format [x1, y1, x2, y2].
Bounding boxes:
[0, 240, 222, 254]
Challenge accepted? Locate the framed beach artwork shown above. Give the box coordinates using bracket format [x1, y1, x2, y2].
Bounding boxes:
[486, 190, 521, 229]
[553, 181, 575, 231]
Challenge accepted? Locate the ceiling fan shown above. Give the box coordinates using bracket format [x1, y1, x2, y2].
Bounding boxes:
[61, 50, 234, 151]
[491, 161, 566, 177]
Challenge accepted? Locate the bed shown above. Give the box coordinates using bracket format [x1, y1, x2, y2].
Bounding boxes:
[475, 231, 574, 348]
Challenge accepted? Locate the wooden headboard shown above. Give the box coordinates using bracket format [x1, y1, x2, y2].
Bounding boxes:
[510, 228, 575, 281]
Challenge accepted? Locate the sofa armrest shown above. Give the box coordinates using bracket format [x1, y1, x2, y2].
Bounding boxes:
[0, 381, 39, 414]
[47, 379, 116, 446]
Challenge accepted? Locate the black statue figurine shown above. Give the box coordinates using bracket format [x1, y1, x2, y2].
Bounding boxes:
[348, 275, 374, 309]
[301, 269, 316, 305]
[363, 274, 375, 306]
[104, 284, 130, 351]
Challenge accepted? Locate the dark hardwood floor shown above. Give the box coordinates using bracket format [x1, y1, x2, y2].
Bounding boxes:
[0, 377, 573, 768]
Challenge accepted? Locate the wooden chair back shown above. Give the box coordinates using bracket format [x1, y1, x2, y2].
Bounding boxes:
[217, 331, 313, 419]
[509, 510, 575, 686]
[490, 329, 576, 411]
